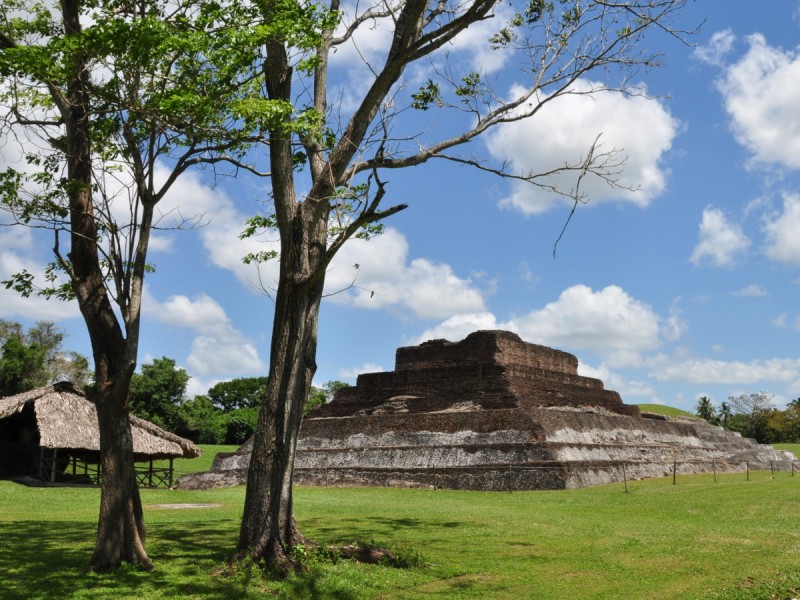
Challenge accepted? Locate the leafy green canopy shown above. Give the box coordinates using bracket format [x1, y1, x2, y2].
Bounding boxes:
[0, 0, 337, 300]
[0, 319, 90, 396]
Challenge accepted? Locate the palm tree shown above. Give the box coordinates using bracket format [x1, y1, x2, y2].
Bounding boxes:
[718, 401, 732, 428]
[696, 396, 717, 423]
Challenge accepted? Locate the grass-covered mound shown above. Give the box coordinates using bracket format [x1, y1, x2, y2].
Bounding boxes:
[636, 403, 697, 418]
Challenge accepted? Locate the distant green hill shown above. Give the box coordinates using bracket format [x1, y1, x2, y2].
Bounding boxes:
[635, 404, 696, 418]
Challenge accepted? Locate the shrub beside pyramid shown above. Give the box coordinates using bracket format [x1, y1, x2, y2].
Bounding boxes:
[177, 331, 796, 490]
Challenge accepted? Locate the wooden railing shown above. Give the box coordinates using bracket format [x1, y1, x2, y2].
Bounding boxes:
[37, 449, 175, 488]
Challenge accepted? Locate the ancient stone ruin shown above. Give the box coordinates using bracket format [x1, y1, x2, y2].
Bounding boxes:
[177, 330, 797, 491]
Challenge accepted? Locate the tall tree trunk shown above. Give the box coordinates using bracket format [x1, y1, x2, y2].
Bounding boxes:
[237, 276, 324, 571]
[91, 377, 151, 571]
[237, 24, 332, 572]
[60, 0, 151, 572]
[77, 278, 148, 571]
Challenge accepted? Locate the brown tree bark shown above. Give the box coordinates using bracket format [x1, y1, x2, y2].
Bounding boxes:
[59, 0, 151, 572]
[236, 209, 327, 572]
[235, 0, 428, 570]
[91, 382, 151, 571]
[236, 287, 321, 570]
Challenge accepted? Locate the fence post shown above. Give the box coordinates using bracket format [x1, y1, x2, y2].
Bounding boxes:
[712, 459, 717, 483]
[673, 460, 677, 485]
[792, 462, 796, 477]
[770, 461, 775, 479]
[622, 462, 628, 494]
[507, 464, 513, 494]
[746, 462, 750, 481]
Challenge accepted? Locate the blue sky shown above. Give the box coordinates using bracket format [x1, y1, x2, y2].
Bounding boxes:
[3, 1, 800, 412]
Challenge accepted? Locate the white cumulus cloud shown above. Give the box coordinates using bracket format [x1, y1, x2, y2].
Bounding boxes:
[506, 285, 664, 367]
[337, 362, 384, 383]
[689, 205, 750, 268]
[717, 33, 800, 169]
[145, 291, 265, 378]
[486, 79, 679, 215]
[0, 226, 82, 322]
[415, 312, 500, 343]
[578, 361, 656, 400]
[151, 169, 487, 321]
[415, 285, 678, 368]
[732, 284, 768, 298]
[693, 29, 736, 67]
[325, 228, 487, 320]
[652, 357, 800, 385]
[764, 193, 800, 266]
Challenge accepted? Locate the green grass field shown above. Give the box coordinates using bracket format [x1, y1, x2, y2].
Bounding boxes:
[1, 445, 799, 599]
[636, 404, 697, 418]
[774, 443, 800, 455]
[168, 444, 239, 477]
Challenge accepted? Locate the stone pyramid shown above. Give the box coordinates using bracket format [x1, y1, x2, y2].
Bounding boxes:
[177, 331, 796, 490]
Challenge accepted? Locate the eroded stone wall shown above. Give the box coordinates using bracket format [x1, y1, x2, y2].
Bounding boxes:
[176, 331, 796, 491]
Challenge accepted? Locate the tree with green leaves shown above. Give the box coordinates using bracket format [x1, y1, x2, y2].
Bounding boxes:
[0, 319, 90, 393]
[718, 401, 732, 428]
[223, 407, 260, 444]
[226, 0, 694, 573]
[173, 395, 227, 444]
[781, 402, 800, 443]
[695, 395, 716, 423]
[305, 380, 348, 415]
[128, 356, 189, 429]
[728, 392, 774, 443]
[0, 337, 46, 396]
[207, 377, 270, 412]
[0, 0, 273, 570]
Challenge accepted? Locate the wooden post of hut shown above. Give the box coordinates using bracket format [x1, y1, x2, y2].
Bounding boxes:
[50, 448, 57, 483]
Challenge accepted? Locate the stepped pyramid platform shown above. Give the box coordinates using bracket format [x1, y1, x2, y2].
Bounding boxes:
[177, 331, 797, 491]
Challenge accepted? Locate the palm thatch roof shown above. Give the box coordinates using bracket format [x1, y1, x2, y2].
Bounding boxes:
[0, 382, 200, 459]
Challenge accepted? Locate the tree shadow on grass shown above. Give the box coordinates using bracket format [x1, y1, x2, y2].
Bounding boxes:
[0, 520, 366, 599]
[0, 520, 95, 599]
[0, 521, 224, 598]
[302, 515, 468, 543]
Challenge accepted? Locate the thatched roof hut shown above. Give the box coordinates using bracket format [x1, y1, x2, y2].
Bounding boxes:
[0, 381, 200, 486]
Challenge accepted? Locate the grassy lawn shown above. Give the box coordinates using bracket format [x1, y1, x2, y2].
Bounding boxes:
[1, 452, 799, 599]
[636, 404, 696, 418]
[774, 443, 800, 456]
[162, 444, 240, 478]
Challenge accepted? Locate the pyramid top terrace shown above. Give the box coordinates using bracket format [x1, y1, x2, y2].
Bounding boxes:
[312, 330, 639, 418]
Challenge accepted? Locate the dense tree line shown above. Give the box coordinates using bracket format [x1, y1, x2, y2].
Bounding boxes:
[128, 357, 345, 444]
[0, 334, 344, 444]
[0, 320, 90, 396]
[695, 393, 800, 444]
